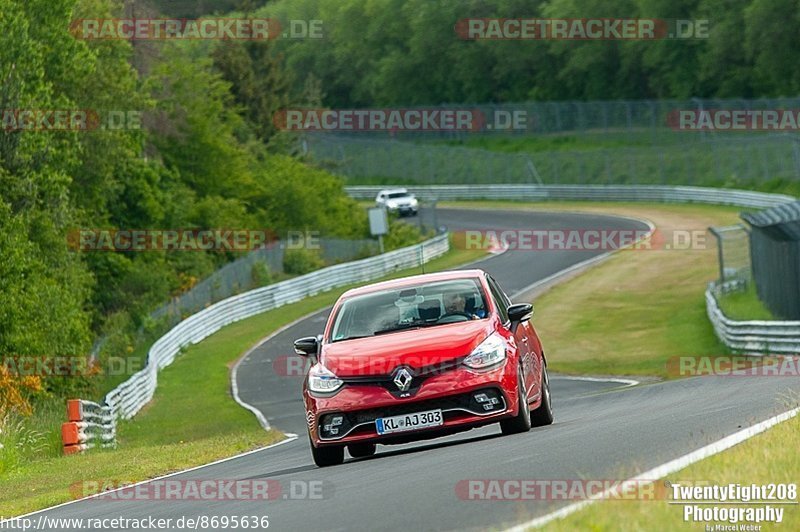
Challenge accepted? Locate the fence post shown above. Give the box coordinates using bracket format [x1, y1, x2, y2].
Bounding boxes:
[708, 227, 726, 283]
[792, 139, 800, 179]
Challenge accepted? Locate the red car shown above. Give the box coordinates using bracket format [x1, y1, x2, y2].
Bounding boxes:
[293, 269, 553, 467]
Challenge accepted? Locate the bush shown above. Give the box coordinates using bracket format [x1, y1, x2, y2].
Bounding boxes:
[283, 248, 325, 275]
[251, 261, 273, 286]
[383, 220, 424, 251]
[0, 367, 42, 417]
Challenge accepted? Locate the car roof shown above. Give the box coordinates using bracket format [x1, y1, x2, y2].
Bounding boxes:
[379, 188, 409, 194]
[339, 269, 486, 299]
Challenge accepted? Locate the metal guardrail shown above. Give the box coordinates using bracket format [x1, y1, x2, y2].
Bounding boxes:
[346, 184, 796, 208]
[706, 284, 800, 355]
[107, 233, 448, 420]
[70, 234, 449, 448]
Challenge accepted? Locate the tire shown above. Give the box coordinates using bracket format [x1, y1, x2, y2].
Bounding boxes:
[500, 364, 532, 435]
[530, 364, 554, 427]
[310, 436, 345, 467]
[347, 442, 377, 458]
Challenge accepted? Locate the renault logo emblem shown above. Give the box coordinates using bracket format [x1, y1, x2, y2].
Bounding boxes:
[392, 367, 413, 392]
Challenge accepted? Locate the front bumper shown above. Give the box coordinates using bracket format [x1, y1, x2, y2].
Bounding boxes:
[387, 205, 418, 215]
[305, 362, 517, 447]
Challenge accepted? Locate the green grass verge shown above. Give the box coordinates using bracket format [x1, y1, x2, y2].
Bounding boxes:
[436, 134, 800, 195]
[0, 242, 487, 517]
[436, 131, 691, 152]
[541, 412, 800, 531]
[717, 285, 776, 320]
[530, 202, 741, 377]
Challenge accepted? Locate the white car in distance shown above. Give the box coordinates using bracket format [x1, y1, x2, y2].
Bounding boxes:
[375, 188, 419, 217]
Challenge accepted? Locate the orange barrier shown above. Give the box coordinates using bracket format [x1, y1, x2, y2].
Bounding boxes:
[62, 399, 88, 455]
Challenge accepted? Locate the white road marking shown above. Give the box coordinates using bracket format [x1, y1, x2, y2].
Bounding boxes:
[231, 308, 330, 431]
[551, 375, 639, 388]
[505, 405, 800, 530]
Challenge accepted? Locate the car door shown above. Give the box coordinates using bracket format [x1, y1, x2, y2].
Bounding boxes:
[487, 276, 537, 400]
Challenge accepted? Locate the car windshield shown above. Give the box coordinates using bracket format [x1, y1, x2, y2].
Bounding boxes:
[387, 192, 410, 199]
[330, 278, 489, 342]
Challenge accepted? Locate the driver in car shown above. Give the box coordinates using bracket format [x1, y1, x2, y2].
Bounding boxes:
[443, 290, 480, 320]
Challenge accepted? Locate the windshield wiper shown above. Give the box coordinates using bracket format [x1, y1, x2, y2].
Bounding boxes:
[373, 321, 439, 335]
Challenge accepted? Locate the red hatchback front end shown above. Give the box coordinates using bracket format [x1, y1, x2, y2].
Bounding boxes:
[294, 269, 552, 466]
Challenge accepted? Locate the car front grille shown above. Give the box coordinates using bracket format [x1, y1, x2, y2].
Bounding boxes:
[317, 387, 506, 440]
[339, 357, 466, 398]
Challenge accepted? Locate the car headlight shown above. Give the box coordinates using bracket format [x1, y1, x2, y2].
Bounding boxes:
[463, 333, 507, 369]
[308, 363, 344, 393]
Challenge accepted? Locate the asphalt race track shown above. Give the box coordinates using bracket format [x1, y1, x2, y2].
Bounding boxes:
[33, 208, 800, 531]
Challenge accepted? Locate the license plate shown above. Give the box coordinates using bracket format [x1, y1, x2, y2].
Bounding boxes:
[375, 409, 443, 435]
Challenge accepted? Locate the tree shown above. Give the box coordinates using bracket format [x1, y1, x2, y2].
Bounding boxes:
[212, 40, 292, 144]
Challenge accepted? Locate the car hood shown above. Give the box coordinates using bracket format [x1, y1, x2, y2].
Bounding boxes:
[322, 320, 493, 377]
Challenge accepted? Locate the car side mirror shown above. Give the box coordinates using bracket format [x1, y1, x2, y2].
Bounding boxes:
[294, 336, 320, 358]
[507, 303, 533, 333]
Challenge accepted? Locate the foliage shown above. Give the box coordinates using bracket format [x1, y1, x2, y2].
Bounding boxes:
[258, 0, 800, 104]
[384, 220, 425, 251]
[283, 248, 325, 275]
[0, 367, 42, 417]
[251, 261, 273, 286]
[0, 0, 370, 422]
